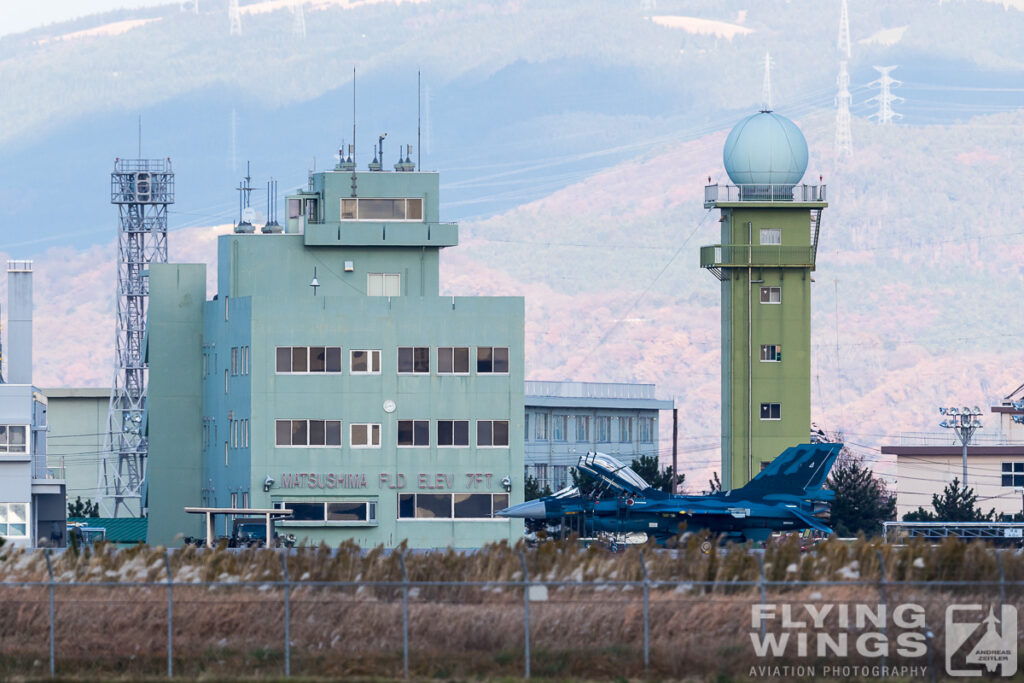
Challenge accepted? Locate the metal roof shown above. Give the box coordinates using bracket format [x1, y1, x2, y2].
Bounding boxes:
[68, 517, 147, 544]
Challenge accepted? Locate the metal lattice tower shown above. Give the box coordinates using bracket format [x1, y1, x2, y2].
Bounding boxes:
[98, 158, 174, 517]
[867, 65, 903, 125]
[292, 0, 306, 38]
[761, 51, 773, 111]
[834, 61, 853, 157]
[229, 0, 242, 36]
[837, 0, 851, 58]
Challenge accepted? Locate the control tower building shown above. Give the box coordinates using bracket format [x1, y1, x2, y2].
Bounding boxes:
[700, 112, 827, 489]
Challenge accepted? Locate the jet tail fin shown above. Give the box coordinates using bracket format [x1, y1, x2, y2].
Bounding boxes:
[734, 443, 843, 498]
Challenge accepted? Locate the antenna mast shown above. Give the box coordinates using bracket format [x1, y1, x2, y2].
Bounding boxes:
[867, 66, 903, 125]
[417, 71, 422, 170]
[761, 51, 773, 111]
[833, 61, 853, 158]
[837, 0, 852, 59]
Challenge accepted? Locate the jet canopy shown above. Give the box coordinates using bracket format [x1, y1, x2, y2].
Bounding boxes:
[577, 452, 651, 495]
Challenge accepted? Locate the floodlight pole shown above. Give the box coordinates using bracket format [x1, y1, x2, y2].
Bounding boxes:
[938, 406, 983, 490]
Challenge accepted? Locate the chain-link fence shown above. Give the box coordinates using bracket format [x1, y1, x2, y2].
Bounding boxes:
[0, 546, 1021, 679]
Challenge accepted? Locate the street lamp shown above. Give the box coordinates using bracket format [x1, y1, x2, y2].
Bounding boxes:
[938, 405, 983, 489]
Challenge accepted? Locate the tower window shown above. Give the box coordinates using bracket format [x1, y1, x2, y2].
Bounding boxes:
[437, 420, 470, 447]
[759, 403, 782, 421]
[350, 349, 381, 374]
[760, 228, 781, 245]
[759, 286, 782, 304]
[760, 345, 782, 362]
[340, 197, 423, 221]
[397, 420, 429, 447]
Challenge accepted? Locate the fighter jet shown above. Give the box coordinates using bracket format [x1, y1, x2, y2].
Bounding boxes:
[498, 442, 843, 544]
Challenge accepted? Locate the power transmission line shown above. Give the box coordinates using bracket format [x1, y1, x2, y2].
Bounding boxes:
[867, 66, 904, 125]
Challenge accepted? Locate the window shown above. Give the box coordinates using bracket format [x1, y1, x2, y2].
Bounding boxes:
[534, 464, 548, 489]
[638, 417, 655, 444]
[224, 369, 228, 394]
[288, 198, 301, 219]
[760, 403, 782, 421]
[553, 465, 569, 490]
[276, 347, 342, 373]
[350, 350, 381, 374]
[231, 347, 239, 375]
[276, 501, 377, 525]
[350, 423, 381, 448]
[552, 416, 567, 442]
[534, 414, 548, 441]
[242, 346, 249, 375]
[367, 273, 401, 296]
[437, 420, 470, 447]
[596, 417, 612, 443]
[477, 420, 510, 447]
[242, 419, 249, 447]
[340, 197, 423, 221]
[437, 347, 470, 374]
[477, 347, 510, 373]
[760, 228, 782, 245]
[398, 347, 430, 374]
[398, 420, 429, 447]
[305, 197, 319, 222]
[397, 493, 509, 519]
[0, 502, 28, 537]
[241, 492, 249, 509]
[0, 426, 28, 454]
[619, 417, 633, 443]
[576, 416, 590, 442]
[230, 492, 238, 508]
[275, 419, 342, 447]
[760, 286, 782, 304]
[760, 344, 782, 362]
[1001, 462, 1024, 487]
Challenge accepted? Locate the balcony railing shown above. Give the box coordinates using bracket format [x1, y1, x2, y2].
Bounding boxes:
[525, 381, 656, 400]
[704, 183, 826, 207]
[699, 244, 814, 269]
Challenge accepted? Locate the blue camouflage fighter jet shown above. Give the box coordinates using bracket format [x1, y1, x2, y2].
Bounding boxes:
[498, 442, 843, 544]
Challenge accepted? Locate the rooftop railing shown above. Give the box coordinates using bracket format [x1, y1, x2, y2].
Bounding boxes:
[525, 381, 657, 400]
[704, 183, 826, 208]
[699, 244, 814, 269]
[113, 158, 172, 173]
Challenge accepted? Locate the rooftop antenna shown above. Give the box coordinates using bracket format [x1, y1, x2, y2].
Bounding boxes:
[235, 161, 255, 233]
[867, 65, 903, 125]
[837, 0, 852, 59]
[262, 179, 282, 233]
[417, 70, 422, 171]
[352, 66, 357, 165]
[834, 61, 853, 158]
[760, 51, 773, 111]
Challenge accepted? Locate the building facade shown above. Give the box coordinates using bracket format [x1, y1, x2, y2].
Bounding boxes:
[524, 381, 672, 492]
[0, 261, 66, 548]
[42, 387, 108, 504]
[146, 159, 525, 548]
[701, 112, 827, 489]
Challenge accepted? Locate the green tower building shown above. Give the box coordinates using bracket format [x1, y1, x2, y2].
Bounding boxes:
[700, 112, 826, 490]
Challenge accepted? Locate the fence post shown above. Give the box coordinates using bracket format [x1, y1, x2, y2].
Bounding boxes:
[519, 549, 531, 680]
[756, 553, 767, 641]
[998, 549, 1006, 607]
[163, 550, 173, 678]
[281, 553, 291, 677]
[639, 551, 649, 673]
[398, 551, 409, 679]
[877, 549, 887, 671]
[44, 551, 55, 678]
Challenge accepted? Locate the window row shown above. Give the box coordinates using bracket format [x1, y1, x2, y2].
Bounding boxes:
[341, 197, 423, 222]
[229, 491, 251, 509]
[0, 502, 28, 538]
[275, 419, 510, 448]
[528, 464, 570, 492]
[230, 419, 250, 448]
[527, 415, 656, 444]
[275, 500, 377, 524]
[0, 425, 28, 454]
[398, 493, 509, 519]
[275, 346, 510, 375]
[1001, 462, 1024, 488]
[230, 346, 251, 376]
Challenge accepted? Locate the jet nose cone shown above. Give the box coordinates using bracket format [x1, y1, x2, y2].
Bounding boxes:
[497, 499, 547, 519]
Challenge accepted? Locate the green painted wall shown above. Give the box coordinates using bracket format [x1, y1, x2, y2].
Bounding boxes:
[146, 263, 206, 545]
[42, 388, 108, 504]
[712, 202, 825, 489]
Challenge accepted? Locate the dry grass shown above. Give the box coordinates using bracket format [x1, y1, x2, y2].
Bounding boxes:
[0, 536, 1021, 679]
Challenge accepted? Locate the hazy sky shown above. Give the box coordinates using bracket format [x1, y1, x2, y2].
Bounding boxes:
[0, 0, 171, 37]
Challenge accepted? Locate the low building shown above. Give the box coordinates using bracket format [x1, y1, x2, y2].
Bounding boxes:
[41, 387, 108, 506]
[524, 381, 672, 491]
[0, 261, 66, 547]
[146, 148, 525, 548]
[883, 394, 1024, 519]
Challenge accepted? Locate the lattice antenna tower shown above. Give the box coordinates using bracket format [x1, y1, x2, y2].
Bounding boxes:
[229, 0, 242, 36]
[761, 51, 773, 111]
[834, 60, 853, 157]
[98, 156, 174, 517]
[866, 65, 903, 125]
[292, 0, 306, 38]
[837, 0, 851, 58]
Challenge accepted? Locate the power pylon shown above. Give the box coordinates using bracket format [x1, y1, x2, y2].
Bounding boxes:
[866, 66, 903, 125]
[229, 0, 242, 36]
[292, 0, 307, 38]
[834, 61, 853, 157]
[761, 51, 773, 111]
[837, 0, 851, 58]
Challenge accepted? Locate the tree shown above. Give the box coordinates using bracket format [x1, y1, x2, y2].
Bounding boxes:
[902, 478, 995, 522]
[629, 454, 683, 493]
[827, 454, 896, 537]
[523, 474, 551, 502]
[67, 496, 100, 518]
[706, 472, 722, 494]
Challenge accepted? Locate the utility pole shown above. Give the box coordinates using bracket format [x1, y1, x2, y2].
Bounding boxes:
[834, 61, 853, 158]
[867, 66, 903, 125]
[671, 405, 678, 493]
[939, 406, 983, 489]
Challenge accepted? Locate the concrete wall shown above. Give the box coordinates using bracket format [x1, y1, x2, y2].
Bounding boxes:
[42, 388, 108, 505]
